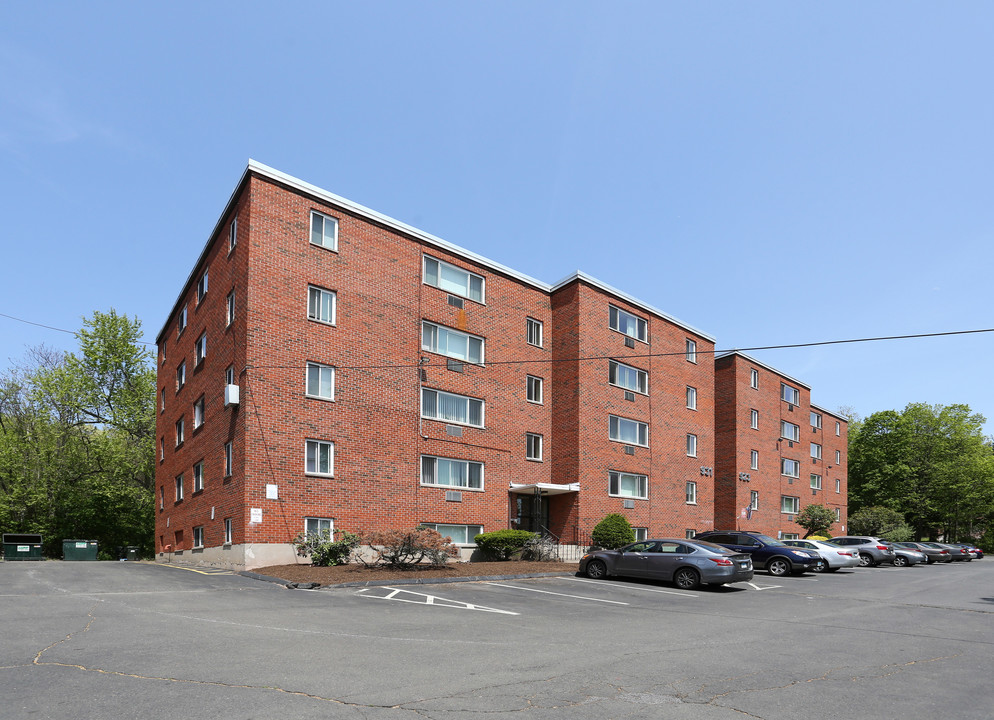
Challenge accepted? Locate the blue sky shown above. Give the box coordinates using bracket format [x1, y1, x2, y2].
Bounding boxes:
[1, 3, 992, 433]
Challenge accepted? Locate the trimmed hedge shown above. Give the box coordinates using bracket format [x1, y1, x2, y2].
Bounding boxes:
[474, 529, 538, 560]
[591, 514, 635, 549]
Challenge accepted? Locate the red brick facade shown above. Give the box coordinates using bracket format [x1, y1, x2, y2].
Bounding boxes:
[155, 162, 844, 567]
[713, 353, 848, 538]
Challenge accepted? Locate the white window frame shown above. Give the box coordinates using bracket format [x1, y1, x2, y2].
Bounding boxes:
[305, 362, 335, 401]
[835, 478, 841, 494]
[810, 411, 822, 429]
[750, 368, 759, 389]
[305, 440, 334, 477]
[750, 490, 759, 510]
[685, 338, 697, 364]
[193, 461, 204, 492]
[193, 396, 205, 429]
[226, 290, 235, 327]
[224, 441, 233, 477]
[608, 471, 647, 500]
[421, 388, 484, 428]
[422, 255, 485, 303]
[526, 375, 543, 404]
[177, 361, 186, 391]
[526, 317, 543, 348]
[781, 421, 800, 442]
[686, 386, 697, 410]
[160, 387, 166, 413]
[608, 305, 647, 342]
[781, 458, 800, 478]
[781, 533, 800, 540]
[835, 507, 841, 521]
[609, 360, 648, 395]
[160, 437, 164, 462]
[421, 321, 484, 364]
[224, 518, 233, 544]
[609, 415, 648, 447]
[177, 306, 187, 337]
[159, 485, 164, 510]
[781, 495, 800, 514]
[811, 443, 822, 460]
[310, 210, 338, 251]
[835, 450, 842, 464]
[195, 332, 207, 366]
[686, 433, 697, 457]
[685, 481, 698, 504]
[193, 526, 204, 549]
[175, 474, 184, 501]
[197, 270, 208, 304]
[836, 421, 841, 436]
[420, 455, 484, 491]
[781, 383, 800, 405]
[633, 527, 648, 542]
[526, 433, 543, 462]
[307, 285, 337, 325]
[750, 450, 759, 470]
[225, 365, 235, 385]
[228, 217, 237, 252]
[305, 517, 334, 537]
[750, 409, 759, 429]
[810, 473, 822, 490]
[175, 418, 184, 447]
[421, 523, 483, 545]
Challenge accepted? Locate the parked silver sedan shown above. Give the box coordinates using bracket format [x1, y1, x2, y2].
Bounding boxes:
[580, 539, 754, 589]
[783, 539, 860, 572]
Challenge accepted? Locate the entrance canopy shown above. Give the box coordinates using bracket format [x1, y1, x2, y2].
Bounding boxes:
[508, 482, 580, 496]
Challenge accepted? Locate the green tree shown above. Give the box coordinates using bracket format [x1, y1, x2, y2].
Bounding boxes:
[848, 506, 913, 541]
[591, 514, 635, 549]
[794, 504, 837, 538]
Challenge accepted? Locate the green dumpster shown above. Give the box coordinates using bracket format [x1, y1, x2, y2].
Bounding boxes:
[2, 534, 44, 561]
[125, 546, 140, 561]
[63, 539, 99, 561]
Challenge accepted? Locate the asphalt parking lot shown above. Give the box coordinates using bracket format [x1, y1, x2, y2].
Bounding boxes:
[2, 559, 992, 719]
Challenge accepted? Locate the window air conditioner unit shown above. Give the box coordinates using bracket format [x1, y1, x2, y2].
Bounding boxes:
[624, 445, 635, 455]
[788, 404, 795, 411]
[445, 491, 463, 502]
[623, 499, 635, 509]
[624, 391, 635, 402]
[624, 337, 636, 349]
[224, 384, 240, 407]
[447, 295, 464, 309]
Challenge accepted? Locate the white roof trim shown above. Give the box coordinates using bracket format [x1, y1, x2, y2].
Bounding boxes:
[715, 351, 810, 390]
[508, 482, 580, 495]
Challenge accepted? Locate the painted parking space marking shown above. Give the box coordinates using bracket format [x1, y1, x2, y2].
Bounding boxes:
[566, 577, 698, 598]
[736, 581, 782, 591]
[486, 582, 630, 605]
[356, 587, 519, 615]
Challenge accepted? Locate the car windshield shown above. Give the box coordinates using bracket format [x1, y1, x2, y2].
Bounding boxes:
[690, 540, 736, 554]
[750, 533, 785, 546]
[894, 542, 915, 548]
[819, 541, 843, 548]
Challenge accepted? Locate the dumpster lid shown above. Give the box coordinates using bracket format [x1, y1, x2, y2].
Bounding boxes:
[3, 534, 42, 544]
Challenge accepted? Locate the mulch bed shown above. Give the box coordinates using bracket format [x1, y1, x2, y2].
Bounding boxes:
[253, 560, 576, 586]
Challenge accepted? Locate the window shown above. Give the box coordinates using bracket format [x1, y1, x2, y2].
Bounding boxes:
[750, 450, 759, 470]
[224, 442, 233, 477]
[159, 485, 164, 510]
[176, 361, 186, 391]
[686, 433, 697, 457]
[781, 495, 800, 514]
[609, 415, 648, 447]
[750, 490, 759, 510]
[310, 210, 338, 250]
[835, 507, 841, 521]
[686, 386, 697, 410]
[306, 362, 335, 400]
[225, 365, 235, 385]
[160, 437, 164, 462]
[835, 450, 842, 464]
[175, 475, 184, 501]
[609, 305, 647, 342]
[685, 529, 697, 539]
[177, 306, 187, 336]
[526, 317, 543, 347]
[421, 321, 484, 364]
[750, 409, 759, 429]
[421, 523, 483, 545]
[195, 332, 207, 366]
[633, 527, 648, 542]
[810, 473, 822, 490]
[811, 443, 822, 460]
[810, 411, 822, 429]
[781, 421, 800, 442]
[193, 396, 205, 429]
[526, 375, 543, 404]
[175, 418, 184, 447]
[305, 517, 333, 537]
[197, 270, 208, 303]
[422, 256, 484, 303]
[781, 459, 800, 478]
[421, 388, 484, 427]
[160, 388, 166, 413]
[193, 526, 204, 549]
[608, 360, 648, 394]
[836, 421, 841, 436]
[750, 368, 759, 389]
[228, 217, 237, 252]
[781, 383, 799, 405]
[224, 518, 233, 544]
[685, 481, 697, 504]
[305, 440, 334, 476]
[307, 286, 337, 325]
[193, 461, 204, 492]
[420, 455, 484, 490]
[685, 339, 697, 363]
[781, 533, 799, 540]
[608, 471, 647, 499]
[226, 291, 235, 327]
[835, 478, 841, 493]
[526, 433, 543, 461]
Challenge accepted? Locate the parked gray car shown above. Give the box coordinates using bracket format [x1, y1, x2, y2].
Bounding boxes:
[923, 542, 973, 561]
[894, 541, 951, 564]
[890, 544, 926, 566]
[828, 536, 897, 567]
[579, 539, 754, 589]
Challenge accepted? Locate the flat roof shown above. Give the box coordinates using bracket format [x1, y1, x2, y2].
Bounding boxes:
[714, 350, 810, 390]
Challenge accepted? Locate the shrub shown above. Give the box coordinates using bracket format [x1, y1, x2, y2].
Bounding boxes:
[293, 529, 360, 567]
[522, 533, 560, 562]
[357, 528, 459, 569]
[591, 514, 635, 549]
[474, 529, 537, 560]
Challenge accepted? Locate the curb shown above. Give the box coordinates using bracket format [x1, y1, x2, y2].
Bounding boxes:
[238, 569, 578, 589]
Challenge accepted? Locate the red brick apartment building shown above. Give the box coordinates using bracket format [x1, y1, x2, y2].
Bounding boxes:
[155, 161, 721, 568]
[713, 353, 848, 539]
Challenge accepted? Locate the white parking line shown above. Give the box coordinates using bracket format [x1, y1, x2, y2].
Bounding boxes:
[738, 581, 782, 591]
[566, 577, 698, 598]
[356, 587, 519, 615]
[486, 582, 630, 605]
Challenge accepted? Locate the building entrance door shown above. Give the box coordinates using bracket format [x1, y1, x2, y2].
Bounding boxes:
[514, 492, 550, 533]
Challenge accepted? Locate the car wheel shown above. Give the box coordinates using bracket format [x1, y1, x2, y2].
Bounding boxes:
[767, 557, 791, 576]
[813, 559, 828, 573]
[893, 555, 908, 567]
[673, 567, 701, 590]
[585, 559, 608, 579]
[858, 553, 875, 567]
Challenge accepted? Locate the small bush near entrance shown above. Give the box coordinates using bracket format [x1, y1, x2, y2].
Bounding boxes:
[293, 530, 360, 567]
[474, 529, 537, 560]
[591, 514, 636, 549]
[357, 528, 459, 569]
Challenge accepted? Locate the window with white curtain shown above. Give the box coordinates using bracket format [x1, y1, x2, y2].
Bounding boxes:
[609, 415, 648, 446]
[420, 455, 484, 490]
[421, 388, 484, 427]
